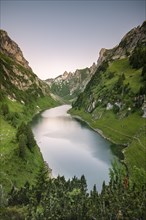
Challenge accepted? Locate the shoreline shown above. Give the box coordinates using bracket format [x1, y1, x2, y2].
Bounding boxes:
[71, 114, 114, 143]
[71, 113, 126, 162]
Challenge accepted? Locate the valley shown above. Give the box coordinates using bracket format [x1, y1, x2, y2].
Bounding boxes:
[0, 21, 146, 219]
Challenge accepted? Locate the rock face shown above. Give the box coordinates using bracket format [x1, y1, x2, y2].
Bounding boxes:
[97, 21, 146, 67]
[46, 62, 97, 101]
[0, 29, 51, 103]
[0, 30, 31, 70]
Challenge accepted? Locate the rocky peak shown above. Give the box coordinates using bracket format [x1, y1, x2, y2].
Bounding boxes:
[0, 29, 31, 70]
[62, 71, 69, 80]
[89, 62, 97, 73]
[97, 21, 146, 66]
[96, 48, 108, 66]
[0, 30, 52, 103]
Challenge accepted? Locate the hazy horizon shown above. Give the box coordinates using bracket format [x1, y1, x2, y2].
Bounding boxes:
[1, 0, 145, 79]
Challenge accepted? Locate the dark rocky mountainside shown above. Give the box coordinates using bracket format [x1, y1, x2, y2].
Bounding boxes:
[0, 29, 52, 104]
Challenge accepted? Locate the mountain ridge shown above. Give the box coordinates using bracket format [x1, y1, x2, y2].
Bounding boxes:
[46, 21, 146, 102]
[96, 21, 146, 67]
[0, 29, 56, 105]
[46, 62, 97, 101]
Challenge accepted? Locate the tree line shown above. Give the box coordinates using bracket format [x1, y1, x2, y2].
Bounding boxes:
[1, 161, 146, 220]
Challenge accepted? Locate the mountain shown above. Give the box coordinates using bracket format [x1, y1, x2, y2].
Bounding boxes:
[73, 21, 146, 112]
[96, 21, 146, 67]
[0, 30, 55, 104]
[46, 62, 97, 101]
[46, 21, 146, 103]
[70, 21, 146, 171]
[0, 30, 58, 196]
[1, 24, 146, 220]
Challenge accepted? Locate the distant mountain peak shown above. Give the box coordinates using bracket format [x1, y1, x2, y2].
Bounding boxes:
[46, 63, 97, 101]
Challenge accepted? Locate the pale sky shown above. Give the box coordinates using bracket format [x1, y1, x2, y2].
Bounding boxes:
[1, 0, 145, 79]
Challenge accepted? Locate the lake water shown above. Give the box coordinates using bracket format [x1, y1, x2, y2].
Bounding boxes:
[31, 105, 116, 191]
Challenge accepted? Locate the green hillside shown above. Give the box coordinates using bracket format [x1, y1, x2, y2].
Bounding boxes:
[70, 50, 146, 173]
[0, 38, 59, 197]
[1, 22, 146, 219]
[0, 94, 58, 195]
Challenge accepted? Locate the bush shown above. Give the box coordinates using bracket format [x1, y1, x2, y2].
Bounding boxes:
[113, 105, 120, 114]
[1, 103, 9, 116]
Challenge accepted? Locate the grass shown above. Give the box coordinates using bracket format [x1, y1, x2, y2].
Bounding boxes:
[0, 115, 44, 194]
[108, 59, 142, 93]
[124, 129, 146, 170]
[0, 116, 16, 154]
[0, 95, 59, 195]
[5, 99, 23, 113]
[98, 59, 142, 95]
[37, 96, 59, 109]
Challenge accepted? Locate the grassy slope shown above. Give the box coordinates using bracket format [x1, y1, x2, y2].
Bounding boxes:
[0, 115, 44, 190]
[108, 59, 142, 93]
[0, 96, 59, 195]
[70, 59, 146, 172]
[69, 109, 146, 171]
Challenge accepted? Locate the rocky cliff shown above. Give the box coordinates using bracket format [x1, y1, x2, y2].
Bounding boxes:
[0, 29, 52, 104]
[0, 30, 31, 70]
[97, 21, 146, 66]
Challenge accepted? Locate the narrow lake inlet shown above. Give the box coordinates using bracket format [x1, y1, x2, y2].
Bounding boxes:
[31, 105, 116, 191]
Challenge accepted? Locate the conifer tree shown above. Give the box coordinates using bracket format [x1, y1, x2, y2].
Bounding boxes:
[18, 134, 27, 158]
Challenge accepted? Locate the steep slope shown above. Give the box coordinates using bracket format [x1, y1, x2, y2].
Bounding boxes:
[70, 21, 146, 171]
[0, 30, 53, 104]
[0, 30, 58, 195]
[46, 63, 97, 101]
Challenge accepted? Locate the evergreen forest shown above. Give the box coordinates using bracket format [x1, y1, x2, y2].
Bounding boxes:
[1, 161, 146, 220]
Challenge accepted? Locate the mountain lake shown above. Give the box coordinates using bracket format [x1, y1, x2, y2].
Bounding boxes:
[31, 105, 116, 191]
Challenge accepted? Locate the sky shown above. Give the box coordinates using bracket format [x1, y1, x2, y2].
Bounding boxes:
[1, 0, 145, 80]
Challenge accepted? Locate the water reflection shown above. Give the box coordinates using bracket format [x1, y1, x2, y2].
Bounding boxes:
[31, 105, 115, 191]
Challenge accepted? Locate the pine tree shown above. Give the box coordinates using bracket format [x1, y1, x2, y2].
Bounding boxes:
[18, 134, 27, 158]
[25, 124, 36, 151]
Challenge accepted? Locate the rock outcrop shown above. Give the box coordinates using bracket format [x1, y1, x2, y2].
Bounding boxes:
[0, 30, 31, 70]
